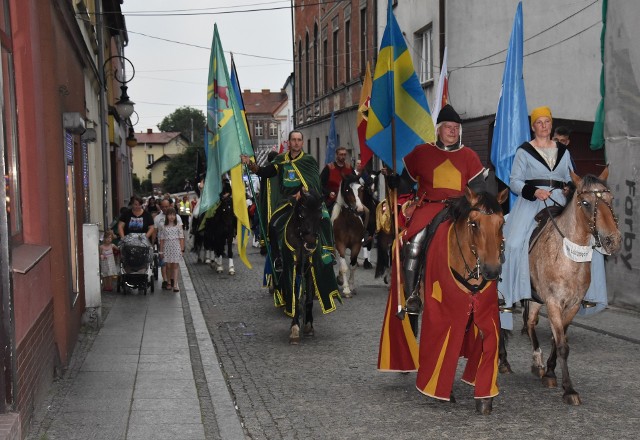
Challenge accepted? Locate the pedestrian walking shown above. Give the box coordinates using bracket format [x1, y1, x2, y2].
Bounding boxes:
[159, 207, 185, 292]
[99, 230, 118, 291]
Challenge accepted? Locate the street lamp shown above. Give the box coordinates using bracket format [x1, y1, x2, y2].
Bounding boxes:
[103, 55, 136, 120]
[115, 84, 135, 119]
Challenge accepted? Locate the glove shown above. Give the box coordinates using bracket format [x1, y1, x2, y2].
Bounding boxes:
[386, 173, 400, 189]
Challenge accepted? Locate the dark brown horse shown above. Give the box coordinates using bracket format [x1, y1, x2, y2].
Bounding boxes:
[523, 168, 621, 405]
[332, 175, 367, 297]
[284, 189, 324, 344]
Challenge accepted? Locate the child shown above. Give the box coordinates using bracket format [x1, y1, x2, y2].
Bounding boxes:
[100, 231, 118, 291]
[159, 207, 185, 292]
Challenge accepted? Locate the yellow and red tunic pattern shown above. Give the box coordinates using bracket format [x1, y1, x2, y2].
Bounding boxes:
[377, 143, 484, 372]
[415, 222, 500, 401]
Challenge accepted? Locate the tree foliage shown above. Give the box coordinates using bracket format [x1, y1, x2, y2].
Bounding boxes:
[161, 146, 201, 193]
[157, 106, 206, 149]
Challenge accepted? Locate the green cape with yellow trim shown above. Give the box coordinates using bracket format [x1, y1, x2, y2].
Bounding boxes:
[265, 151, 341, 315]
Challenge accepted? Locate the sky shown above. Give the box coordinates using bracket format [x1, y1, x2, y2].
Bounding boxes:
[121, 0, 294, 132]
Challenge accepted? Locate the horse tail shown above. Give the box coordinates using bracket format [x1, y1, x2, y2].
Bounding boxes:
[375, 233, 390, 279]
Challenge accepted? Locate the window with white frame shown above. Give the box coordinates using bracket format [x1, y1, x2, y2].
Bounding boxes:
[147, 154, 154, 165]
[255, 121, 263, 137]
[416, 25, 433, 85]
[269, 122, 278, 137]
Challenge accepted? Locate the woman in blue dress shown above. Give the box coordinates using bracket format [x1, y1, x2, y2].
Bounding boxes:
[498, 106, 607, 330]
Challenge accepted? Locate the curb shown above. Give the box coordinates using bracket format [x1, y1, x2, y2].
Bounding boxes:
[179, 260, 246, 439]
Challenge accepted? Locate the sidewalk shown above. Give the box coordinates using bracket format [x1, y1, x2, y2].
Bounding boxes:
[27, 260, 245, 440]
[25, 248, 640, 439]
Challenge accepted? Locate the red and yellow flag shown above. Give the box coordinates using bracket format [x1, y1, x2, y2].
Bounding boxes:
[357, 62, 374, 166]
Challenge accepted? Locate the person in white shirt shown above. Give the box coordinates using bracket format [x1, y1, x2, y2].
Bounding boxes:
[154, 198, 182, 289]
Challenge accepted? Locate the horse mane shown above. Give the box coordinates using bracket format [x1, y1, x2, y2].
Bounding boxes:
[448, 191, 503, 222]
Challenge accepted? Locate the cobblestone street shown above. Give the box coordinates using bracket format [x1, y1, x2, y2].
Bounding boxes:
[186, 246, 640, 440]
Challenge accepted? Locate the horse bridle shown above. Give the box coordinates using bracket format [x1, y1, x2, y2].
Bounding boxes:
[294, 199, 319, 254]
[453, 205, 504, 282]
[341, 184, 361, 215]
[576, 187, 618, 248]
[543, 186, 617, 249]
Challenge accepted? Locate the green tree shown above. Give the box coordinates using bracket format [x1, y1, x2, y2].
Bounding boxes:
[132, 174, 141, 193]
[161, 146, 200, 193]
[157, 106, 206, 149]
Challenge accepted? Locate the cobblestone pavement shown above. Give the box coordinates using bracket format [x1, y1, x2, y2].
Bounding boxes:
[186, 245, 640, 440]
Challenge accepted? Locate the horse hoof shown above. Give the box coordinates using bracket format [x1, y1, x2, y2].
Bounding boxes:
[475, 398, 493, 415]
[289, 325, 300, 344]
[363, 259, 373, 269]
[383, 276, 389, 285]
[563, 392, 582, 405]
[498, 362, 512, 374]
[542, 376, 557, 388]
[205, 259, 211, 264]
[342, 291, 352, 299]
[303, 322, 314, 337]
[228, 268, 235, 275]
[531, 366, 546, 378]
[197, 257, 202, 263]
[216, 267, 223, 274]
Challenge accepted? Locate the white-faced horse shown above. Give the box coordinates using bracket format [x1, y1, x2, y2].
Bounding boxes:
[331, 174, 367, 298]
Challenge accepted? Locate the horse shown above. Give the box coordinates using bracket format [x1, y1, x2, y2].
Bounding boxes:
[331, 175, 367, 297]
[358, 174, 378, 269]
[415, 186, 509, 414]
[282, 189, 325, 344]
[505, 168, 621, 405]
[211, 194, 237, 274]
[374, 198, 394, 284]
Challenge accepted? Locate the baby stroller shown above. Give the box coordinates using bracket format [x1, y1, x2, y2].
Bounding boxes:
[117, 233, 155, 295]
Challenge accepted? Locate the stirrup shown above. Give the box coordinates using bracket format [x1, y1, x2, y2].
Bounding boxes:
[498, 298, 514, 313]
[273, 257, 283, 274]
[405, 294, 423, 315]
[581, 300, 597, 308]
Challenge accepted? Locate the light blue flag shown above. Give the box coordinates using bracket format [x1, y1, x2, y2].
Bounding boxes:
[490, 1, 529, 207]
[365, 0, 435, 173]
[325, 112, 337, 165]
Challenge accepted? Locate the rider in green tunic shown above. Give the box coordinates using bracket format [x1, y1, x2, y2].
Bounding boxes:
[242, 131, 341, 316]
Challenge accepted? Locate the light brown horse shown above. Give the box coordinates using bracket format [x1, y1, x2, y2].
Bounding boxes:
[525, 168, 621, 405]
[332, 175, 367, 298]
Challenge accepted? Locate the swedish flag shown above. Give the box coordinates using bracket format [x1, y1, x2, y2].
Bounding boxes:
[366, 0, 435, 172]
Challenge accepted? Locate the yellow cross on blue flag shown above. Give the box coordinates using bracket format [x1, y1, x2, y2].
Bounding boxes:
[365, 0, 435, 172]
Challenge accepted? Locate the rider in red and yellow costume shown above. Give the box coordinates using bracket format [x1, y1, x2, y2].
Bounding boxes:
[378, 105, 490, 385]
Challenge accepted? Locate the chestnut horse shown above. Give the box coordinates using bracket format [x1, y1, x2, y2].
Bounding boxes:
[519, 168, 620, 405]
[416, 186, 509, 414]
[331, 175, 367, 297]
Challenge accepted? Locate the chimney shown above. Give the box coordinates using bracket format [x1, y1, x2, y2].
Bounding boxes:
[147, 128, 153, 134]
[262, 89, 270, 94]
[243, 89, 251, 94]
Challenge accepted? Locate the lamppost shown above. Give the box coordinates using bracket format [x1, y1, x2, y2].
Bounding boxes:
[99, 54, 136, 230]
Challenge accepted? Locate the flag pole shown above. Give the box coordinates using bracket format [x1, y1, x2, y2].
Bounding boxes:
[231, 53, 277, 276]
[390, 117, 404, 320]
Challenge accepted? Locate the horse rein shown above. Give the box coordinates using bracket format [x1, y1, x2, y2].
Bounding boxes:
[453, 205, 502, 283]
[294, 200, 319, 254]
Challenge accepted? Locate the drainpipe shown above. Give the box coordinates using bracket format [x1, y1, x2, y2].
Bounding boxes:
[96, 0, 109, 231]
[290, 0, 296, 128]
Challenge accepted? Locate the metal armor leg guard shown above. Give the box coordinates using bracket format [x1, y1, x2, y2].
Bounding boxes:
[402, 227, 428, 314]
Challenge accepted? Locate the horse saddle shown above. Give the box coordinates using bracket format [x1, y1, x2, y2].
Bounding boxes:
[529, 204, 565, 252]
